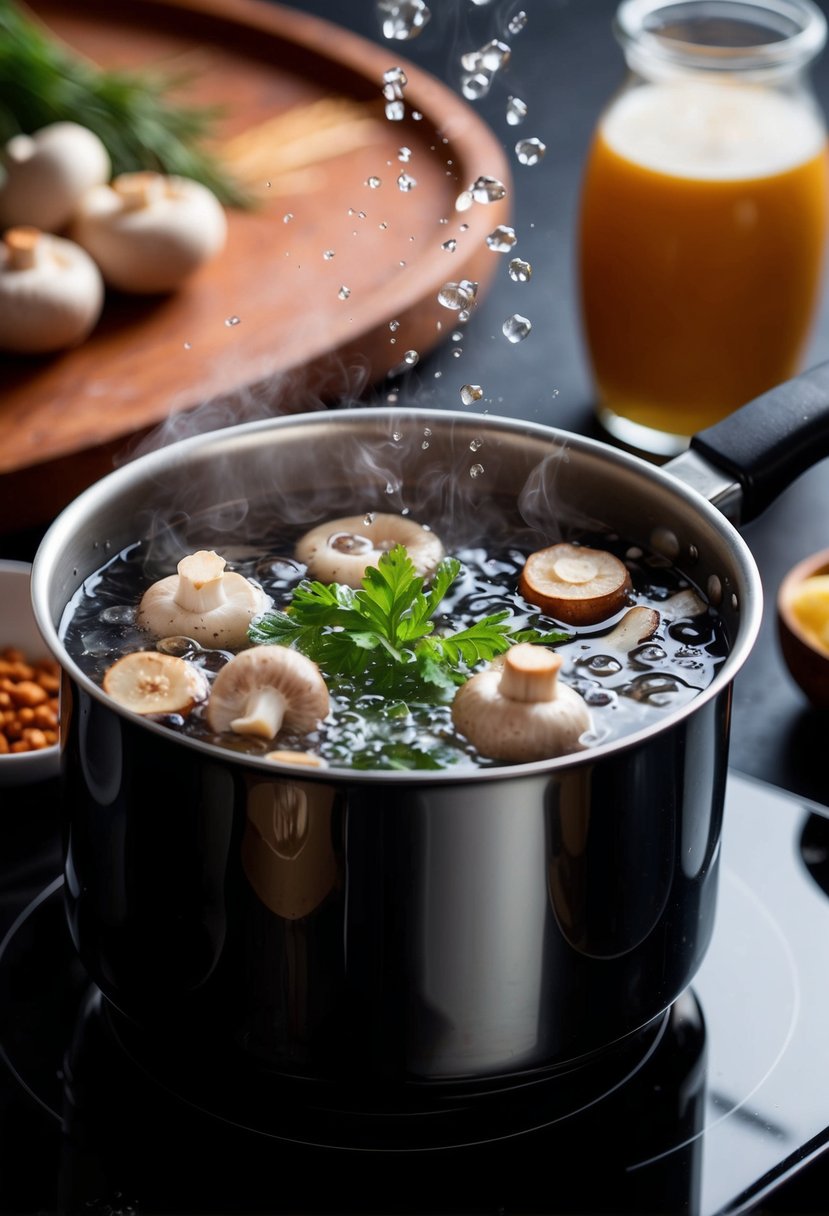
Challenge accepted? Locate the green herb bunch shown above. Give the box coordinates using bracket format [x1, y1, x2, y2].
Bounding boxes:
[249, 544, 568, 704]
[0, 0, 247, 205]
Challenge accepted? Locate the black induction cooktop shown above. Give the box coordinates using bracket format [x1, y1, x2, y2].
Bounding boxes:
[1, 771, 828, 1215]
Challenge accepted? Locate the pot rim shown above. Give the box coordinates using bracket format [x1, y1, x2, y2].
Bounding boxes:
[31, 406, 763, 785]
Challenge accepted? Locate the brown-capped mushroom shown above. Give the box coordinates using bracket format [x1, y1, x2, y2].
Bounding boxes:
[451, 643, 592, 763]
[137, 550, 270, 650]
[102, 650, 209, 716]
[519, 542, 632, 625]
[295, 513, 444, 588]
[206, 646, 330, 741]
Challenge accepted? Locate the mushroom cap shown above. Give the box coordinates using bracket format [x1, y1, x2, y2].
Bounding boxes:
[452, 645, 592, 763]
[102, 650, 209, 716]
[0, 122, 111, 232]
[70, 171, 227, 293]
[207, 646, 330, 739]
[0, 228, 104, 353]
[137, 552, 270, 650]
[519, 543, 632, 626]
[295, 513, 444, 588]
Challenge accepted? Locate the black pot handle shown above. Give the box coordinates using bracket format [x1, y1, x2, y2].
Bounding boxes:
[690, 360, 829, 524]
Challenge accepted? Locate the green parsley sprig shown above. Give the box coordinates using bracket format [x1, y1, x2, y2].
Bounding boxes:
[248, 544, 568, 701]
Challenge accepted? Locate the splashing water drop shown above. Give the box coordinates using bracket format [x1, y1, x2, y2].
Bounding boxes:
[506, 95, 528, 126]
[469, 463, 485, 478]
[364, 512, 376, 526]
[392, 430, 403, 441]
[469, 437, 483, 451]
[383, 65, 409, 90]
[386, 100, 405, 121]
[470, 175, 508, 203]
[421, 440, 430, 450]
[461, 384, 483, 405]
[225, 315, 241, 327]
[452, 347, 464, 357]
[508, 257, 532, 282]
[486, 224, 517, 252]
[379, 220, 389, 230]
[438, 281, 473, 310]
[412, 110, 423, 120]
[404, 350, 419, 366]
[338, 286, 351, 300]
[283, 212, 294, 223]
[442, 238, 457, 252]
[515, 137, 546, 166]
[366, 175, 382, 189]
[507, 11, 528, 35]
[461, 73, 492, 101]
[452, 330, 463, 342]
[183, 341, 192, 350]
[480, 40, 512, 70]
[389, 319, 400, 332]
[397, 172, 418, 191]
[503, 314, 532, 343]
[455, 189, 474, 212]
[398, 146, 413, 162]
[378, 0, 431, 40]
[323, 249, 335, 261]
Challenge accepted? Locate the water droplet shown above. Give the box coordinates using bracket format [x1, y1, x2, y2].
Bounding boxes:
[338, 285, 351, 300]
[486, 225, 517, 252]
[452, 347, 464, 357]
[469, 437, 483, 451]
[398, 146, 413, 162]
[461, 384, 483, 405]
[323, 249, 335, 260]
[502, 313, 532, 343]
[441, 238, 457, 252]
[383, 65, 409, 89]
[366, 175, 382, 189]
[470, 463, 485, 478]
[470, 175, 507, 203]
[508, 257, 532, 282]
[421, 440, 430, 450]
[404, 350, 419, 365]
[629, 643, 668, 669]
[378, 1, 431, 40]
[507, 10, 528, 35]
[397, 172, 418, 191]
[157, 635, 202, 658]
[438, 281, 474, 310]
[364, 512, 377, 526]
[461, 72, 492, 101]
[455, 189, 474, 212]
[422, 427, 431, 436]
[385, 99, 405, 121]
[183, 341, 192, 350]
[462, 39, 511, 72]
[379, 220, 389, 230]
[515, 137, 546, 166]
[283, 212, 294, 223]
[330, 531, 374, 556]
[412, 110, 423, 121]
[389, 319, 400, 332]
[578, 653, 623, 678]
[225, 315, 241, 327]
[392, 430, 403, 441]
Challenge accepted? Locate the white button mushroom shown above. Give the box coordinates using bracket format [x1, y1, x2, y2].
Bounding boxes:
[0, 122, 111, 233]
[102, 650, 209, 716]
[70, 170, 227, 293]
[206, 646, 330, 742]
[451, 644, 593, 763]
[0, 226, 104, 354]
[295, 513, 444, 588]
[137, 550, 271, 650]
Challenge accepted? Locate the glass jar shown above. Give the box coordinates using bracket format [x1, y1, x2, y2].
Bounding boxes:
[578, 0, 829, 457]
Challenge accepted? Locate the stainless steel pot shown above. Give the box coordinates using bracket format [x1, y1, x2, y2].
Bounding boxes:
[31, 364, 829, 1091]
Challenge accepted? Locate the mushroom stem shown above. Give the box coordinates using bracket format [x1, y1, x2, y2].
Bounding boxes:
[114, 170, 166, 211]
[174, 550, 230, 614]
[499, 644, 562, 703]
[4, 226, 40, 271]
[230, 687, 288, 739]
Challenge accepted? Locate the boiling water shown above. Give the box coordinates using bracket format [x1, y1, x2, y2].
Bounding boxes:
[60, 524, 728, 771]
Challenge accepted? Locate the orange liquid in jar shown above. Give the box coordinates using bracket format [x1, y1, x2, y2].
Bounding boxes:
[578, 81, 829, 439]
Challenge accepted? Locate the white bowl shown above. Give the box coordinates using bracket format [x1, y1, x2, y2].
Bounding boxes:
[0, 559, 61, 786]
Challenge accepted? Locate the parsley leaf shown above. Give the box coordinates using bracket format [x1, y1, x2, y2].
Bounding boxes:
[248, 544, 568, 700]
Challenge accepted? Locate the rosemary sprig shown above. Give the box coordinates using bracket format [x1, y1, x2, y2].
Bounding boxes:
[0, 0, 250, 206]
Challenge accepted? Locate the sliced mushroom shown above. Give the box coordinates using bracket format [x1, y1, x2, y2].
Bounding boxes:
[102, 650, 209, 716]
[599, 606, 660, 653]
[661, 588, 708, 620]
[519, 542, 632, 626]
[295, 513, 444, 588]
[265, 749, 329, 768]
[207, 646, 330, 742]
[138, 550, 270, 650]
[451, 643, 592, 763]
